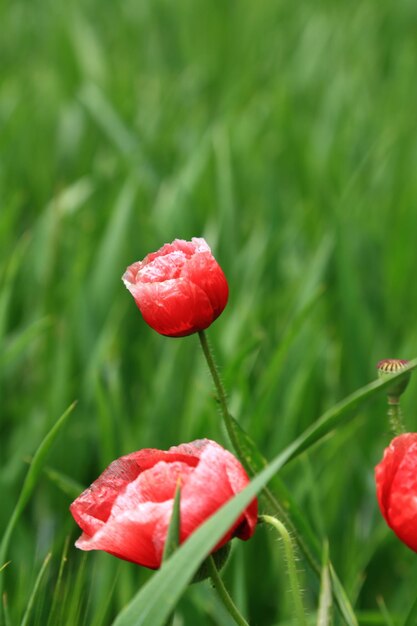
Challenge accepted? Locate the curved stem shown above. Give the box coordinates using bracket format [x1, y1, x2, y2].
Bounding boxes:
[198, 330, 240, 453]
[207, 555, 250, 626]
[259, 515, 308, 626]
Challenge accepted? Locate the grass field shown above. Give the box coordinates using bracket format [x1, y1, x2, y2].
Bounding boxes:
[2, 0, 417, 624]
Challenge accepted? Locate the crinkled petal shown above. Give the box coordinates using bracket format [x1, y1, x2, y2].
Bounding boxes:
[168, 439, 211, 458]
[122, 237, 228, 337]
[111, 461, 194, 512]
[70, 448, 197, 535]
[75, 501, 173, 568]
[70, 454, 143, 536]
[71, 438, 257, 568]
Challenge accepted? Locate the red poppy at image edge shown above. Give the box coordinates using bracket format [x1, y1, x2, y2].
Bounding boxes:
[122, 238, 229, 337]
[375, 432, 417, 552]
[70, 439, 258, 569]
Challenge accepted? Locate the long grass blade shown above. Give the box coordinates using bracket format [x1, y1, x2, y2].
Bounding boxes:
[0, 401, 77, 614]
[2, 595, 11, 626]
[47, 537, 70, 626]
[162, 485, 181, 563]
[402, 593, 417, 626]
[0, 318, 52, 368]
[43, 466, 85, 500]
[20, 553, 52, 626]
[317, 542, 332, 626]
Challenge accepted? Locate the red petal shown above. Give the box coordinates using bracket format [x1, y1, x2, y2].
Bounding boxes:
[122, 238, 228, 337]
[168, 438, 211, 458]
[375, 433, 417, 522]
[112, 461, 194, 508]
[70, 454, 143, 536]
[75, 501, 173, 568]
[384, 438, 417, 551]
[70, 449, 198, 536]
[177, 441, 257, 548]
[71, 439, 257, 568]
[182, 252, 229, 319]
[132, 279, 214, 337]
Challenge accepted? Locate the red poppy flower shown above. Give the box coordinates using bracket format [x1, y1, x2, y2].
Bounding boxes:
[70, 439, 258, 569]
[122, 238, 228, 337]
[375, 433, 417, 552]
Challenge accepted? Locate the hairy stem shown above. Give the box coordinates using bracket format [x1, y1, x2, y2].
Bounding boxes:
[259, 514, 308, 626]
[387, 397, 405, 436]
[198, 330, 240, 453]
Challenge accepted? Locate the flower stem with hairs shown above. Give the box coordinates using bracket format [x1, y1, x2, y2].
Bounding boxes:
[259, 515, 307, 626]
[198, 330, 240, 453]
[387, 399, 405, 437]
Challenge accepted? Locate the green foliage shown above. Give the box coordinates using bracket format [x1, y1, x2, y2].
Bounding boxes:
[111, 363, 417, 626]
[0, 403, 76, 596]
[317, 542, 332, 626]
[2, 0, 417, 624]
[162, 485, 181, 565]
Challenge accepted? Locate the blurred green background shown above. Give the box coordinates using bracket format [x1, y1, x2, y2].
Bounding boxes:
[2, 0, 417, 623]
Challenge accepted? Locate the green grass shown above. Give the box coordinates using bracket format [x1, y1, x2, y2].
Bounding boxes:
[2, 0, 417, 624]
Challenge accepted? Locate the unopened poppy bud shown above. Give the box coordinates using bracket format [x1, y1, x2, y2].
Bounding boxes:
[377, 359, 411, 402]
[122, 238, 229, 338]
[377, 359, 411, 436]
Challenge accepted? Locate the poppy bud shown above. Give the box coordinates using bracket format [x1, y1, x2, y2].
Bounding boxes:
[377, 359, 411, 436]
[122, 238, 229, 337]
[375, 433, 417, 552]
[376, 359, 411, 401]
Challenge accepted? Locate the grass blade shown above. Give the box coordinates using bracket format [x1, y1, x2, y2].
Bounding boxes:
[281, 357, 417, 465]
[162, 485, 181, 563]
[89, 178, 137, 312]
[402, 594, 417, 626]
[43, 466, 85, 500]
[47, 538, 71, 626]
[20, 552, 52, 626]
[376, 596, 395, 626]
[161, 486, 181, 626]
[0, 401, 77, 616]
[0, 318, 52, 368]
[2, 595, 11, 626]
[0, 234, 30, 344]
[317, 542, 332, 626]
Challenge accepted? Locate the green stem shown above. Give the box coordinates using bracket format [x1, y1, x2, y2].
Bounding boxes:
[207, 555, 250, 626]
[259, 515, 308, 626]
[198, 330, 240, 453]
[387, 396, 405, 436]
[197, 331, 358, 625]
